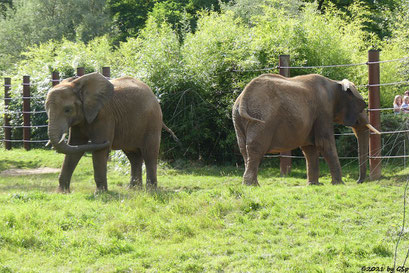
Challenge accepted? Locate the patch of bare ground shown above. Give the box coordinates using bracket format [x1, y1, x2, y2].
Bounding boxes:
[0, 167, 60, 176]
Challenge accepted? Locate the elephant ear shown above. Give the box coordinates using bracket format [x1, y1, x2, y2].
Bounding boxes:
[339, 79, 366, 126]
[73, 72, 114, 124]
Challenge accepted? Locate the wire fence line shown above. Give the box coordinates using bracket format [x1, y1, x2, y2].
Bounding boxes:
[3, 139, 48, 143]
[264, 154, 409, 160]
[0, 96, 45, 101]
[1, 58, 408, 148]
[0, 110, 47, 114]
[234, 56, 409, 73]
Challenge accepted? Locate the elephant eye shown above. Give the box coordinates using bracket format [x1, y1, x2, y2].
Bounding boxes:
[63, 106, 73, 114]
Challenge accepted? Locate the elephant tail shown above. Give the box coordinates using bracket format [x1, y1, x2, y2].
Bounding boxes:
[162, 123, 181, 145]
[238, 99, 265, 123]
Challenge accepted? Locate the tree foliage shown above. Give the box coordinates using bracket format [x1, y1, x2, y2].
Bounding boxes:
[107, 0, 227, 44]
[0, 0, 111, 72]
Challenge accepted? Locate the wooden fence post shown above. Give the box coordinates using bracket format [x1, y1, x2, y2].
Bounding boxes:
[279, 55, 292, 176]
[4, 77, 11, 150]
[52, 71, 60, 87]
[102, 67, 110, 79]
[22, 75, 31, 150]
[368, 49, 382, 180]
[77, 67, 85, 77]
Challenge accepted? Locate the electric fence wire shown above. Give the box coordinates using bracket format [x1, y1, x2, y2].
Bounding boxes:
[393, 121, 409, 271]
[233, 56, 409, 73]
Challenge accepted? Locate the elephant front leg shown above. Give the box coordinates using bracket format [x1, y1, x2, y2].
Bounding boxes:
[92, 149, 110, 192]
[59, 152, 84, 193]
[317, 138, 343, 185]
[301, 145, 322, 185]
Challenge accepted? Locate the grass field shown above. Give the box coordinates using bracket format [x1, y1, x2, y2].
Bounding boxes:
[1, 149, 409, 272]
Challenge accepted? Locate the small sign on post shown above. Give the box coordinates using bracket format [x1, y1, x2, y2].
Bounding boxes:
[77, 67, 85, 77]
[102, 67, 110, 79]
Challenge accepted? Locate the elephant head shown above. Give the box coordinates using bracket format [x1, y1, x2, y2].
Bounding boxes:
[45, 72, 114, 154]
[335, 79, 380, 183]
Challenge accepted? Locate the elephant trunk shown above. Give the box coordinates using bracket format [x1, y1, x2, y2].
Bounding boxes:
[351, 115, 381, 183]
[48, 117, 109, 154]
[352, 126, 370, 183]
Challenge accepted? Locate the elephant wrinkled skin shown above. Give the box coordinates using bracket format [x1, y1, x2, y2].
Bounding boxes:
[232, 73, 380, 186]
[45, 72, 170, 192]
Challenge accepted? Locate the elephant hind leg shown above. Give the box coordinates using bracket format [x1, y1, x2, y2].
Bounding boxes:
[142, 137, 160, 190]
[301, 145, 322, 185]
[234, 121, 248, 169]
[124, 150, 143, 189]
[243, 143, 266, 186]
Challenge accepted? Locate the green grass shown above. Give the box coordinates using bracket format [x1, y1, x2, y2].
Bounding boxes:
[0, 149, 409, 272]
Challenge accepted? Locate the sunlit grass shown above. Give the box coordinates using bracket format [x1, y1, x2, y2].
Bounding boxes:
[0, 149, 408, 272]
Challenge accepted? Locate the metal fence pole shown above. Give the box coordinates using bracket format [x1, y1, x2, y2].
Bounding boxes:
[102, 67, 110, 79]
[77, 67, 85, 77]
[368, 49, 382, 180]
[4, 77, 11, 150]
[22, 75, 31, 150]
[279, 55, 292, 176]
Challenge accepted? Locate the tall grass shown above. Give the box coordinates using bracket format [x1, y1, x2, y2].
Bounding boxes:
[0, 149, 408, 272]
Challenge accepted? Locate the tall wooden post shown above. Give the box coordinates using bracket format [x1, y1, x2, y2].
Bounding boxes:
[368, 49, 381, 180]
[22, 76, 31, 150]
[77, 67, 85, 77]
[279, 55, 292, 176]
[102, 67, 110, 79]
[4, 78, 11, 150]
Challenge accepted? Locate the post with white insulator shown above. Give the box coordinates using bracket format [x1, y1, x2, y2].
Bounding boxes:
[279, 55, 292, 176]
[52, 71, 60, 87]
[368, 49, 381, 180]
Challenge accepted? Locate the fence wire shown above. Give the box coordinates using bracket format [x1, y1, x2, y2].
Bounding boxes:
[235, 56, 409, 73]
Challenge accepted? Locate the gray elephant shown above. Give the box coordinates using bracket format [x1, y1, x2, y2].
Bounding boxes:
[45, 72, 177, 192]
[232, 73, 380, 186]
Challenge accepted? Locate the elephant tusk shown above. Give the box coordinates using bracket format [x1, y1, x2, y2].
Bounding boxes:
[58, 133, 68, 144]
[366, 124, 381, 135]
[45, 140, 52, 147]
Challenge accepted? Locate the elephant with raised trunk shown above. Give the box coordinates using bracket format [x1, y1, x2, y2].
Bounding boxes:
[232, 73, 380, 186]
[46, 72, 177, 192]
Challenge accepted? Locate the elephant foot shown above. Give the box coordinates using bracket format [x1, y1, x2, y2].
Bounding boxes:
[243, 180, 260, 187]
[128, 178, 143, 190]
[146, 184, 158, 192]
[127, 183, 143, 190]
[357, 177, 366, 184]
[95, 186, 108, 194]
[57, 186, 70, 194]
[307, 181, 323, 186]
[331, 180, 345, 185]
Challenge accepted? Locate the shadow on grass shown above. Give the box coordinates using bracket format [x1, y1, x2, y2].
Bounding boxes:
[0, 159, 42, 172]
[85, 187, 189, 204]
[0, 175, 58, 193]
